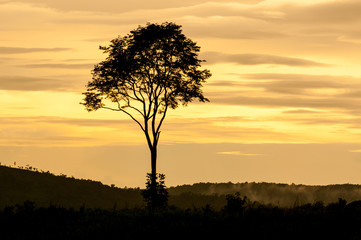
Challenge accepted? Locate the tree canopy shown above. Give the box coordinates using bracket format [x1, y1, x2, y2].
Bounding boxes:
[82, 22, 211, 150]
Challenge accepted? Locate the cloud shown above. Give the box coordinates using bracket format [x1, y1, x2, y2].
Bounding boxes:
[0, 1, 283, 42]
[207, 73, 356, 97]
[0, 76, 81, 91]
[0, 115, 299, 145]
[0, 1, 281, 40]
[2, 0, 361, 43]
[207, 80, 243, 87]
[241, 73, 351, 81]
[82, 37, 114, 42]
[7, 0, 264, 13]
[217, 151, 262, 156]
[209, 94, 361, 113]
[282, 109, 321, 114]
[0, 47, 72, 54]
[184, 19, 285, 40]
[161, 117, 300, 143]
[0, 129, 96, 146]
[204, 73, 361, 123]
[236, 73, 357, 96]
[19, 63, 93, 69]
[282, 0, 361, 24]
[47, 3, 282, 41]
[349, 149, 361, 153]
[288, 117, 361, 127]
[201, 52, 328, 67]
[241, 73, 356, 88]
[182, 1, 361, 42]
[0, 116, 133, 126]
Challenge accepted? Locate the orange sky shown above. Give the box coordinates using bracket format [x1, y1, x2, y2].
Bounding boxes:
[1, 0, 361, 187]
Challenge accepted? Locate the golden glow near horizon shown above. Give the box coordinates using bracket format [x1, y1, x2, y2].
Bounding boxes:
[2, 0, 361, 187]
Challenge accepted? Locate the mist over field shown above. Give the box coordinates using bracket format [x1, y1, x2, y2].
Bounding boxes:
[170, 182, 361, 207]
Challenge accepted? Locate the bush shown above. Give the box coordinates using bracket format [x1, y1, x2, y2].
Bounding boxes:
[223, 192, 248, 213]
[141, 173, 168, 211]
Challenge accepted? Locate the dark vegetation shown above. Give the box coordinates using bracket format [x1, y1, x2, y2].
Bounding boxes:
[2, 165, 361, 239]
[3, 198, 361, 239]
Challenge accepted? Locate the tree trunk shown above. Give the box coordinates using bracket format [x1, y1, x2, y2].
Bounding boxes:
[151, 145, 157, 174]
[150, 145, 157, 192]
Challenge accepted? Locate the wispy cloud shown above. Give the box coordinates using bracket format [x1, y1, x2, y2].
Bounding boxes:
[210, 95, 361, 111]
[282, 109, 321, 114]
[19, 63, 93, 69]
[349, 149, 361, 153]
[0, 76, 82, 91]
[207, 73, 361, 112]
[0, 47, 72, 54]
[241, 73, 353, 82]
[282, 0, 361, 24]
[217, 151, 262, 156]
[201, 52, 328, 67]
[251, 74, 360, 98]
[6, 0, 265, 13]
[0, 116, 133, 127]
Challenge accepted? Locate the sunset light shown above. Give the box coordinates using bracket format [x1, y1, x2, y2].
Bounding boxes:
[1, 0, 361, 188]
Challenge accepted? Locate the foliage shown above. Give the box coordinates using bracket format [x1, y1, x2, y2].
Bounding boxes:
[141, 173, 168, 211]
[81, 22, 210, 156]
[82, 22, 211, 115]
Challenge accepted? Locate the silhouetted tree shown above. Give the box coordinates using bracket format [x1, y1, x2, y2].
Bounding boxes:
[81, 22, 211, 207]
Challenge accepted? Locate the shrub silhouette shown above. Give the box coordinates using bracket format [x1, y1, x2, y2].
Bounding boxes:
[223, 192, 248, 213]
[141, 173, 168, 211]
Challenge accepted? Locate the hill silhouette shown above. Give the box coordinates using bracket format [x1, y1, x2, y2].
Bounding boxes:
[0, 165, 143, 209]
[2, 165, 361, 210]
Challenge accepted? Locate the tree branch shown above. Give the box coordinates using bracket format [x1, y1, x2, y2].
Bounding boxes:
[154, 97, 168, 146]
[101, 106, 145, 132]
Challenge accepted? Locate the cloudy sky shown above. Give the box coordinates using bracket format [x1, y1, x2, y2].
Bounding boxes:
[2, 0, 361, 187]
